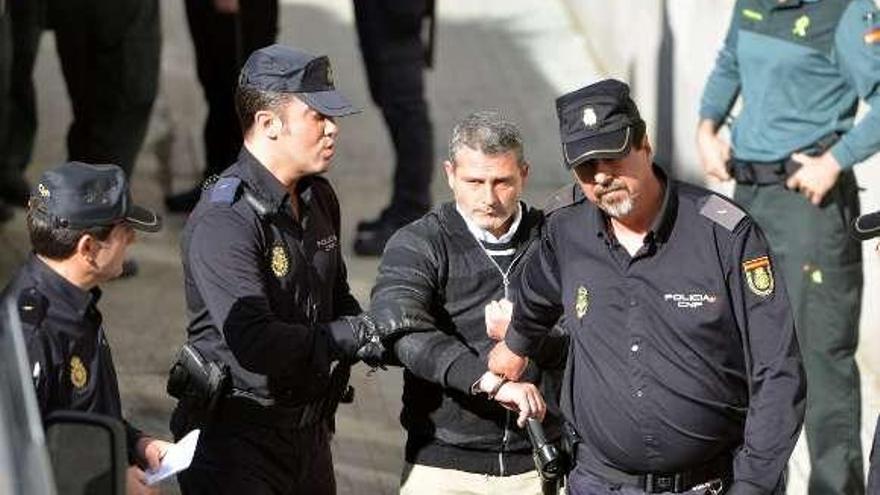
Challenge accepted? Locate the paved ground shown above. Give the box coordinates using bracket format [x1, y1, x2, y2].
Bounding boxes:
[3, 1, 878, 494]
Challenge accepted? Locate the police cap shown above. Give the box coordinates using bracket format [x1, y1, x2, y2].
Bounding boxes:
[30, 161, 161, 232]
[555, 79, 644, 169]
[239, 44, 358, 117]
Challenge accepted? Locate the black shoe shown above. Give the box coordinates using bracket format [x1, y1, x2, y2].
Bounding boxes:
[356, 208, 392, 232]
[165, 186, 202, 213]
[353, 216, 414, 257]
[357, 205, 428, 232]
[0, 175, 31, 208]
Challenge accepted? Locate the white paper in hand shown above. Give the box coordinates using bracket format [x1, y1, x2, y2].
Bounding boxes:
[145, 429, 201, 486]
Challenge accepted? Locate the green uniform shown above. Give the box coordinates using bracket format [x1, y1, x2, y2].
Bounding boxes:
[700, 1, 880, 493]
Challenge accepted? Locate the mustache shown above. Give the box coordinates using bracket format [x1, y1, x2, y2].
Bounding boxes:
[594, 182, 627, 196]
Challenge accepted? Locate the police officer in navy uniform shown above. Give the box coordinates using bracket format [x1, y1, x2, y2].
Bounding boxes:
[171, 44, 425, 494]
[489, 80, 806, 495]
[1, 161, 170, 495]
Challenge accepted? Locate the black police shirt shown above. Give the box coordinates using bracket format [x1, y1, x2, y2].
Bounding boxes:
[2, 256, 142, 456]
[181, 148, 361, 407]
[506, 168, 805, 492]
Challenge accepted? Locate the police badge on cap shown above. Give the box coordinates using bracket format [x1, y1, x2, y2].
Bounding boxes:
[555, 79, 645, 169]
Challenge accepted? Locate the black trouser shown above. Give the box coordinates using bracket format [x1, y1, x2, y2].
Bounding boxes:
[0, 0, 44, 181]
[47, 0, 160, 176]
[177, 418, 335, 495]
[354, 0, 434, 218]
[184, 0, 277, 178]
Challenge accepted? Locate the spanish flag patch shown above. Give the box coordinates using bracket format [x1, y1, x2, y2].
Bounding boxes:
[743, 256, 774, 297]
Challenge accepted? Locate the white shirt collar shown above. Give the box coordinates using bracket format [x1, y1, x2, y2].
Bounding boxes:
[456, 202, 523, 244]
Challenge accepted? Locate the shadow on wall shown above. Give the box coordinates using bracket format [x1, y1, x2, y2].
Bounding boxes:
[655, 0, 676, 177]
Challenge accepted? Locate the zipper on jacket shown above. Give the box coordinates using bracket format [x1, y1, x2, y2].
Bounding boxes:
[483, 248, 528, 301]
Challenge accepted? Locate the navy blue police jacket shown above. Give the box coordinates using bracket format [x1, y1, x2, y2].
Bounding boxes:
[180, 148, 361, 407]
[2, 255, 143, 461]
[505, 167, 806, 494]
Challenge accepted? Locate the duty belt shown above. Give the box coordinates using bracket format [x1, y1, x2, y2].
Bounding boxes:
[577, 447, 731, 494]
[215, 362, 354, 430]
[217, 395, 333, 430]
[727, 158, 801, 186]
[728, 132, 840, 186]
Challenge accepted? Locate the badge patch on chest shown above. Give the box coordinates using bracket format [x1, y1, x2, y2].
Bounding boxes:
[743, 256, 774, 297]
[70, 355, 88, 389]
[270, 244, 290, 278]
[575, 286, 590, 319]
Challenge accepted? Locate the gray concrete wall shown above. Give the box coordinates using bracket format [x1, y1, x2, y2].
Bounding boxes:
[562, 0, 880, 491]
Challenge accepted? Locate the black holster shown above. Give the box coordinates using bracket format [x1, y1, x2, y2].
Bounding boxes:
[166, 343, 230, 422]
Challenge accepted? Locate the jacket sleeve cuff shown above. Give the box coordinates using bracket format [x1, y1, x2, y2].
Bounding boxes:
[324, 319, 356, 359]
[830, 141, 858, 169]
[124, 420, 144, 466]
[444, 353, 488, 394]
[505, 327, 535, 358]
[698, 105, 728, 125]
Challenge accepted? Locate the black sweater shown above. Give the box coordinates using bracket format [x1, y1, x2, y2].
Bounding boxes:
[372, 202, 566, 476]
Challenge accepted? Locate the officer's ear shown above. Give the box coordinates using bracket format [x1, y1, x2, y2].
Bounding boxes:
[254, 110, 281, 139]
[639, 134, 652, 157]
[76, 233, 101, 267]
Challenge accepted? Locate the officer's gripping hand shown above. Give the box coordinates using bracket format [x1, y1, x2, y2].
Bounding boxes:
[488, 341, 529, 382]
[331, 306, 432, 367]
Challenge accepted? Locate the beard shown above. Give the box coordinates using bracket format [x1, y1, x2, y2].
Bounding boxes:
[600, 193, 634, 218]
[595, 182, 635, 219]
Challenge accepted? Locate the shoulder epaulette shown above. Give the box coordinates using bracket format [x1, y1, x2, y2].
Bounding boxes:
[210, 177, 242, 204]
[17, 288, 48, 329]
[542, 184, 584, 216]
[699, 194, 746, 232]
[242, 189, 272, 219]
